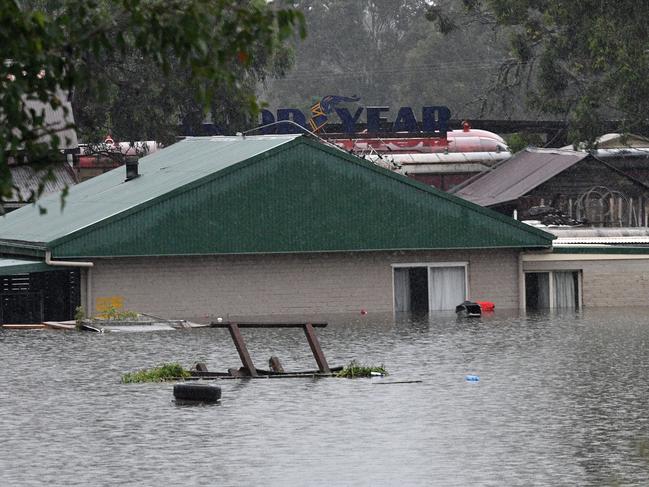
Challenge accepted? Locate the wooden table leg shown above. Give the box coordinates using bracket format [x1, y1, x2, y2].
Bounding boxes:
[303, 323, 331, 373]
[228, 323, 258, 377]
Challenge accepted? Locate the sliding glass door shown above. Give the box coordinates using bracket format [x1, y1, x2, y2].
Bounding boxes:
[525, 271, 580, 309]
[393, 264, 467, 312]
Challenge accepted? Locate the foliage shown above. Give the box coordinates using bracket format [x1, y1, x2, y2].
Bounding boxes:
[95, 305, 138, 321]
[263, 1, 432, 108]
[335, 360, 387, 378]
[262, 0, 514, 123]
[121, 362, 190, 383]
[434, 0, 649, 145]
[1, 0, 305, 204]
[505, 132, 545, 153]
[74, 305, 85, 327]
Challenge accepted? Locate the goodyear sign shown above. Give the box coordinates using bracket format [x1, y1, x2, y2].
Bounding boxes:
[259, 95, 450, 135]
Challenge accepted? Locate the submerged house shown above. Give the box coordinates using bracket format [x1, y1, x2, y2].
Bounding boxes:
[452, 147, 649, 310]
[0, 135, 554, 323]
[453, 148, 649, 227]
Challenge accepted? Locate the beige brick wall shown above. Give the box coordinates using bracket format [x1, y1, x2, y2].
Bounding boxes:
[524, 256, 649, 307]
[82, 249, 520, 319]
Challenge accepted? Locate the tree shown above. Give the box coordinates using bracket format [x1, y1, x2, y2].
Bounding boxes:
[262, 0, 519, 126]
[262, 0, 432, 109]
[431, 0, 649, 145]
[396, 0, 510, 119]
[1, 0, 304, 202]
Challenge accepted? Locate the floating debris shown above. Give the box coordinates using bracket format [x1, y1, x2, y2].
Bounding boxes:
[372, 380, 423, 385]
[121, 363, 191, 383]
[173, 384, 221, 403]
[335, 361, 388, 378]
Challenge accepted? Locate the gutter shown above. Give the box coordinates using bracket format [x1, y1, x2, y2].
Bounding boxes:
[45, 250, 93, 268]
[45, 250, 94, 315]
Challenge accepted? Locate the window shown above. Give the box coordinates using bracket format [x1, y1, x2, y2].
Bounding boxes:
[525, 271, 580, 309]
[393, 263, 468, 312]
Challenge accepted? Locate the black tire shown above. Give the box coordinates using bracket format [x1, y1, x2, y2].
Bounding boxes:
[173, 383, 221, 402]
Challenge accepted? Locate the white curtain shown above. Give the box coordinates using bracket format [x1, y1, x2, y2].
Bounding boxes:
[554, 271, 576, 308]
[393, 268, 411, 312]
[429, 266, 466, 311]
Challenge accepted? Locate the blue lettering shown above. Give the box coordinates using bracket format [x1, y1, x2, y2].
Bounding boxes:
[393, 107, 418, 132]
[422, 106, 451, 134]
[334, 107, 364, 134]
[366, 107, 390, 133]
[276, 109, 307, 134]
[259, 109, 276, 134]
[262, 104, 452, 135]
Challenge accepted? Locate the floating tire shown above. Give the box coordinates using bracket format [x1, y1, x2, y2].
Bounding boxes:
[173, 383, 221, 403]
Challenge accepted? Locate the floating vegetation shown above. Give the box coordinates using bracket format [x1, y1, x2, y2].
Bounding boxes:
[121, 363, 190, 383]
[335, 360, 388, 378]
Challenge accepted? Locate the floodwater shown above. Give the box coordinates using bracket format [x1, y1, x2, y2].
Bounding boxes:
[2, 309, 649, 486]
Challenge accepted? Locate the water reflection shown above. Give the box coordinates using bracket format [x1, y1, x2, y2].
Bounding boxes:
[1, 308, 649, 485]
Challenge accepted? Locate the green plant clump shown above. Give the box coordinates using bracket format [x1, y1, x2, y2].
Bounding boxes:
[335, 360, 388, 378]
[121, 363, 190, 383]
[98, 305, 139, 321]
[74, 306, 85, 323]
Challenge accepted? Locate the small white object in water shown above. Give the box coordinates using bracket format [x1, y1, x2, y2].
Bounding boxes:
[370, 371, 384, 377]
[216, 317, 223, 323]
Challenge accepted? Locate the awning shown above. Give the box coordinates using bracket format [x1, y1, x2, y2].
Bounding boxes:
[0, 258, 51, 276]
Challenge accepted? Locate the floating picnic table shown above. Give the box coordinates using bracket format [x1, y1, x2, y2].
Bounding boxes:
[207, 322, 333, 378]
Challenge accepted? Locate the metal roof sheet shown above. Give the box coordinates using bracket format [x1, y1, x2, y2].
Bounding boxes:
[0, 135, 299, 243]
[453, 148, 588, 206]
[23, 89, 79, 150]
[536, 226, 649, 245]
[0, 258, 51, 275]
[8, 164, 77, 203]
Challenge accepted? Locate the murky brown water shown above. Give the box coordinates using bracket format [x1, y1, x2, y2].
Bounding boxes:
[2, 308, 649, 486]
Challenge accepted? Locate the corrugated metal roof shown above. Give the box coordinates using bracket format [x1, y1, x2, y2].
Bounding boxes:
[0, 135, 299, 243]
[453, 148, 588, 206]
[0, 135, 553, 257]
[24, 89, 78, 150]
[538, 226, 649, 245]
[555, 237, 649, 245]
[552, 246, 649, 254]
[8, 164, 77, 204]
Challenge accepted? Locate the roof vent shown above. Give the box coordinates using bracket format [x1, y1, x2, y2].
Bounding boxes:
[125, 155, 140, 181]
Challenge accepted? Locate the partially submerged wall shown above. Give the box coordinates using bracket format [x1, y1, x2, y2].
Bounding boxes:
[82, 249, 520, 320]
[523, 254, 649, 307]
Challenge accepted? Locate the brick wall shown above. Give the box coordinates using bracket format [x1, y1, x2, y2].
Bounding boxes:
[524, 257, 649, 307]
[82, 249, 520, 320]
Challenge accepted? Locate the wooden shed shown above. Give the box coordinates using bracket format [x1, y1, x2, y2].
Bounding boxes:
[453, 148, 649, 226]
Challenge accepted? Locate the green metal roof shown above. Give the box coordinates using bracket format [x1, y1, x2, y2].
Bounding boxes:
[0, 135, 299, 244]
[0, 135, 554, 258]
[0, 258, 51, 275]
